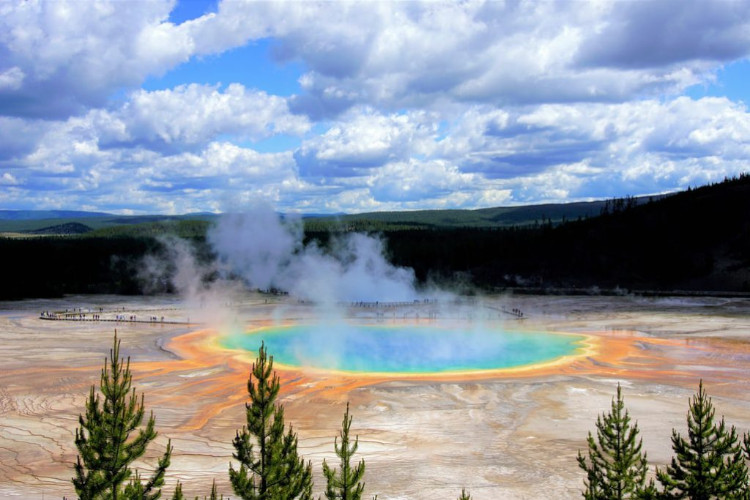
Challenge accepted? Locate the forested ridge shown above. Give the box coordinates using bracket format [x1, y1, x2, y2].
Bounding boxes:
[1, 175, 748, 300]
[384, 174, 750, 293]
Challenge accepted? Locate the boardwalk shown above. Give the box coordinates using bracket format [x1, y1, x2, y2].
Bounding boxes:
[39, 306, 194, 324]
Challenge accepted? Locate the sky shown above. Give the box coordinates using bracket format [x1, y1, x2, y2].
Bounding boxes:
[1, 0, 749, 215]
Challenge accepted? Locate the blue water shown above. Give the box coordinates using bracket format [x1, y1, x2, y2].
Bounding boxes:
[221, 324, 585, 374]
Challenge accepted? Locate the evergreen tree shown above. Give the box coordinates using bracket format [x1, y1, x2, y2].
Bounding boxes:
[229, 342, 313, 500]
[171, 482, 184, 500]
[458, 488, 472, 500]
[171, 479, 223, 500]
[323, 402, 366, 500]
[577, 384, 651, 499]
[205, 480, 223, 500]
[73, 331, 172, 500]
[657, 380, 748, 499]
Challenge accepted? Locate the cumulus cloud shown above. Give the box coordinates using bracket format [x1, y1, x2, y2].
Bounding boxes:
[6, 91, 750, 213]
[143, 142, 297, 190]
[1, 172, 19, 185]
[5, 112, 303, 213]
[3, 0, 750, 214]
[0, 67, 24, 91]
[369, 159, 475, 202]
[178, 0, 750, 118]
[4, 0, 749, 120]
[0, 117, 52, 161]
[577, 1, 750, 69]
[4, 81, 307, 175]
[295, 108, 437, 179]
[0, 0, 194, 118]
[107, 83, 310, 151]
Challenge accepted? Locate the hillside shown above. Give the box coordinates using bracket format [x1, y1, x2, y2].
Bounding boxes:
[382, 174, 750, 293]
[0, 212, 217, 235]
[303, 200, 617, 231]
[0, 199, 625, 235]
[0, 175, 748, 299]
[0, 209, 112, 220]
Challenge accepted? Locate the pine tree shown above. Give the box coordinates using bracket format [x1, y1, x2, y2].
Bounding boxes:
[458, 488, 472, 500]
[73, 331, 172, 500]
[195, 480, 223, 500]
[171, 479, 223, 500]
[577, 384, 651, 499]
[229, 341, 313, 500]
[206, 480, 223, 500]
[657, 380, 748, 499]
[204, 480, 223, 500]
[171, 482, 184, 500]
[323, 402, 366, 500]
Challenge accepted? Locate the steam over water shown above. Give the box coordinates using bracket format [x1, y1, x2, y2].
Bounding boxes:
[222, 324, 586, 374]
[207, 205, 421, 303]
[148, 204, 584, 377]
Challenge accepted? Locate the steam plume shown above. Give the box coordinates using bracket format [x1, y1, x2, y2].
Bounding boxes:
[208, 204, 420, 304]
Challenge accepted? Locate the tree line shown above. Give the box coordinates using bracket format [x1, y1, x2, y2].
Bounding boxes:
[2, 174, 749, 300]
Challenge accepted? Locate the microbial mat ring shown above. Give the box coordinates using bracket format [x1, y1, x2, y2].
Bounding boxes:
[221, 323, 588, 375]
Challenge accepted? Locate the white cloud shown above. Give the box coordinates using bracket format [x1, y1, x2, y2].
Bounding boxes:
[0, 116, 52, 161]
[147, 142, 296, 184]
[3, 0, 750, 214]
[576, 0, 750, 69]
[369, 159, 475, 202]
[4, 83, 309, 163]
[175, 0, 750, 118]
[1, 172, 19, 185]
[289, 96, 750, 208]
[3, 0, 749, 121]
[5, 89, 750, 214]
[116, 84, 310, 150]
[0, 66, 24, 90]
[295, 107, 438, 178]
[0, 0, 191, 118]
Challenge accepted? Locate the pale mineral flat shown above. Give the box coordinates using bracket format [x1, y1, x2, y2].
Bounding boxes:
[1, 293, 749, 499]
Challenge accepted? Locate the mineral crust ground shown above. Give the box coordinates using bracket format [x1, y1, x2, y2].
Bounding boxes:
[2, 293, 750, 499]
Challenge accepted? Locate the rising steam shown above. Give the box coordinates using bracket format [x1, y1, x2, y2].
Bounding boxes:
[137, 204, 526, 373]
[207, 204, 420, 304]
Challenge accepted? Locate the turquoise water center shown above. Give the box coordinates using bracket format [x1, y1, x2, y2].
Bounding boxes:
[222, 323, 587, 374]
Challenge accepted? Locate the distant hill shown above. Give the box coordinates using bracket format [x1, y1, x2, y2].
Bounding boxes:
[0, 210, 112, 220]
[383, 174, 750, 294]
[303, 199, 658, 231]
[1, 175, 748, 299]
[0, 200, 635, 235]
[30, 222, 93, 235]
[0, 212, 219, 234]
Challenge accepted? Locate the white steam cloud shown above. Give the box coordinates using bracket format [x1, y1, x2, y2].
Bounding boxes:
[208, 204, 420, 303]
[140, 235, 243, 326]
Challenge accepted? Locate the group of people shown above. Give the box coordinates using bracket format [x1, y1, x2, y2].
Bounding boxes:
[109, 314, 166, 322]
[346, 299, 438, 308]
[40, 311, 103, 320]
[40, 308, 170, 323]
[508, 307, 524, 318]
[114, 315, 138, 321]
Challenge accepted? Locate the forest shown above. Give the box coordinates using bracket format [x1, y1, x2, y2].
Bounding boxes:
[1, 174, 749, 300]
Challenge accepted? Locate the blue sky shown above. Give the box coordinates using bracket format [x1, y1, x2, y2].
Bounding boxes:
[1, 0, 749, 215]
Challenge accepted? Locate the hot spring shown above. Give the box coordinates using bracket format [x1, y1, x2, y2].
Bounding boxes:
[221, 323, 587, 375]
